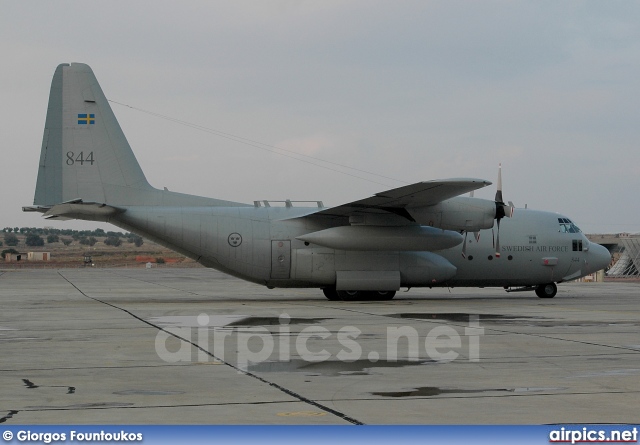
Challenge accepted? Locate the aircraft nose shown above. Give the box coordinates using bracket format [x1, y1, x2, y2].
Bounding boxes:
[588, 242, 611, 273]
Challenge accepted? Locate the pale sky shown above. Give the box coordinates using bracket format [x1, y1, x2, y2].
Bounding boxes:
[1, 1, 639, 233]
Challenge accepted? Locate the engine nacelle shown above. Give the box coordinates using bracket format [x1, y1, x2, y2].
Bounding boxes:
[408, 196, 495, 232]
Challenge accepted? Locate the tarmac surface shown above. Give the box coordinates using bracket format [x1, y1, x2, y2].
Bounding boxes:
[0, 268, 638, 424]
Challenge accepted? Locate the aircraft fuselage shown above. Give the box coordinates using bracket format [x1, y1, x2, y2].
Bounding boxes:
[111, 198, 607, 291]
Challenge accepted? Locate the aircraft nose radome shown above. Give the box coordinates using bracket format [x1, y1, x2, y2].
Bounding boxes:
[590, 243, 611, 273]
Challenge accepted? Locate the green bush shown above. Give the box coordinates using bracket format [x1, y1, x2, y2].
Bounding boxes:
[104, 236, 122, 247]
[4, 233, 19, 246]
[1, 248, 19, 259]
[79, 237, 97, 246]
[25, 234, 45, 247]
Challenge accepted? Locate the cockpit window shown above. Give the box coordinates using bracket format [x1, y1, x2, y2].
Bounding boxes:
[558, 217, 581, 233]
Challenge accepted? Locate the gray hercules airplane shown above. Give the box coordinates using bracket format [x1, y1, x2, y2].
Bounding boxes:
[24, 63, 611, 300]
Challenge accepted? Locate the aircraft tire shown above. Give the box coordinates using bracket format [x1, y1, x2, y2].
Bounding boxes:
[322, 288, 341, 301]
[336, 290, 362, 300]
[535, 283, 557, 298]
[369, 291, 396, 300]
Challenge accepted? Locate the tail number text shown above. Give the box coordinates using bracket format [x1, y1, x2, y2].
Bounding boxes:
[66, 151, 95, 166]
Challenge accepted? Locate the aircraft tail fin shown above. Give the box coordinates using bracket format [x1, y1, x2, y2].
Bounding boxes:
[33, 63, 154, 207]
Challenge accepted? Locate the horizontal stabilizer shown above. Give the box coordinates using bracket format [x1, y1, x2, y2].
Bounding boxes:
[23, 200, 124, 222]
[22, 205, 53, 213]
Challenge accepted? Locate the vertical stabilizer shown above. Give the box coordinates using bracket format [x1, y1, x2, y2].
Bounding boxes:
[34, 63, 153, 206]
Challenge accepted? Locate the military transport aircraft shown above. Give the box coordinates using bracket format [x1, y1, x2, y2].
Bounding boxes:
[24, 63, 611, 300]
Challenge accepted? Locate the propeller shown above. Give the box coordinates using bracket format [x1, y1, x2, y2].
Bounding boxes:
[493, 163, 514, 258]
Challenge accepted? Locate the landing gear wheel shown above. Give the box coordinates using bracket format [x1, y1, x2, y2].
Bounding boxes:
[535, 283, 557, 298]
[369, 290, 396, 300]
[322, 288, 340, 301]
[337, 290, 362, 300]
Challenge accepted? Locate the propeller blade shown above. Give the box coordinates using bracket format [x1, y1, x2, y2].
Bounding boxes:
[461, 231, 468, 258]
[495, 219, 501, 257]
[495, 163, 504, 204]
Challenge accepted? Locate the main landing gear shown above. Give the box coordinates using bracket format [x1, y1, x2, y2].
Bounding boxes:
[322, 288, 396, 301]
[535, 282, 557, 298]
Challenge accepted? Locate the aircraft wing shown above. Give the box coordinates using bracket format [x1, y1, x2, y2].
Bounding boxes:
[303, 178, 491, 220]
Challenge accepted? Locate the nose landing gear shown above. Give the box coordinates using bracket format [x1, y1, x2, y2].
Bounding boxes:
[535, 282, 557, 298]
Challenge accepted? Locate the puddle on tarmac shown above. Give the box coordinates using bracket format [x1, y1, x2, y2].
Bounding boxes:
[227, 317, 331, 326]
[113, 390, 185, 396]
[249, 359, 432, 376]
[372, 386, 566, 397]
[27, 402, 134, 410]
[147, 315, 248, 328]
[0, 410, 18, 424]
[147, 315, 331, 328]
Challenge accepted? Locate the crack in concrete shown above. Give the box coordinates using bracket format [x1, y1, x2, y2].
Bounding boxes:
[57, 271, 364, 425]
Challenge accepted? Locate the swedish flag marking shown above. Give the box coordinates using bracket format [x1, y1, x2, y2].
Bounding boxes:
[78, 113, 95, 125]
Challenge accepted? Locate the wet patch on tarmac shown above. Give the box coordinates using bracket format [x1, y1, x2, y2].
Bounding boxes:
[113, 389, 185, 396]
[22, 378, 75, 394]
[22, 379, 39, 389]
[371, 386, 567, 397]
[249, 359, 433, 376]
[147, 315, 331, 328]
[227, 317, 331, 326]
[0, 410, 19, 423]
[147, 315, 249, 328]
[26, 402, 134, 410]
